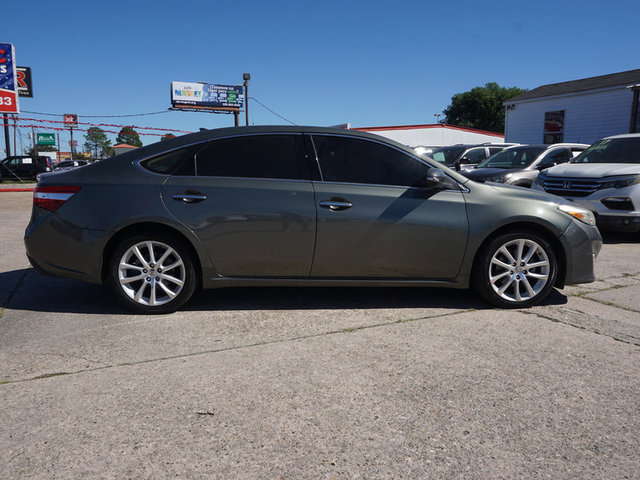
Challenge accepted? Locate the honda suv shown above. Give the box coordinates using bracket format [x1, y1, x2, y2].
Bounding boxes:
[533, 133, 640, 232]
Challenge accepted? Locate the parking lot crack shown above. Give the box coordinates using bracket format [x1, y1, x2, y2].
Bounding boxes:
[521, 310, 640, 348]
[0, 308, 472, 386]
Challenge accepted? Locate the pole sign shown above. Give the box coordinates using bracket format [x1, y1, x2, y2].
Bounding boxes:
[0, 43, 19, 113]
[16, 66, 32, 97]
[171, 81, 244, 108]
[36, 133, 56, 146]
[63, 113, 78, 127]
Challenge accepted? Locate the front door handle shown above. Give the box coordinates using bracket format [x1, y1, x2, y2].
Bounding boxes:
[173, 191, 207, 204]
[319, 198, 353, 211]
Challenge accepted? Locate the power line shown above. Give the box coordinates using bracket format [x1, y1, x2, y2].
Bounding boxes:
[21, 110, 172, 118]
[249, 97, 297, 125]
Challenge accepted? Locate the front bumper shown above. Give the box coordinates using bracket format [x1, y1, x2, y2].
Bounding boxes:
[559, 219, 602, 286]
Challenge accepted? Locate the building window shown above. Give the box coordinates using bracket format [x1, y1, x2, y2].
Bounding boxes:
[543, 110, 565, 144]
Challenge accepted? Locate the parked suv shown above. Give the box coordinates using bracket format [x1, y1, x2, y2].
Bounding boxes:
[429, 144, 516, 171]
[462, 143, 588, 187]
[0, 155, 53, 180]
[533, 134, 640, 232]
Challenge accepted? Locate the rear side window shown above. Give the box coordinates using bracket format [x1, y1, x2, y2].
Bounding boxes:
[142, 145, 200, 175]
[196, 134, 309, 180]
[311, 135, 429, 187]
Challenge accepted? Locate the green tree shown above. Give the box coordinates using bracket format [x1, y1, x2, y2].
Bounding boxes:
[442, 82, 527, 133]
[161, 133, 176, 141]
[116, 126, 143, 147]
[83, 127, 112, 159]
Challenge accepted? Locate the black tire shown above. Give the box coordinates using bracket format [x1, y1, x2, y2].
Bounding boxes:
[109, 233, 197, 314]
[472, 231, 557, 308]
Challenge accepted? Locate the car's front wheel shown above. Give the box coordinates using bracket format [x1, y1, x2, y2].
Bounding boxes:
[473, 231, 557, 308]
[109, 234, 197, 314]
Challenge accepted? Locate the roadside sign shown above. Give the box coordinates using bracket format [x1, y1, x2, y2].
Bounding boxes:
[0, 43, 19, 114]
[64, 113, 78, 127]
[36, 132, 56, 146]
[16, 66, 32, 97]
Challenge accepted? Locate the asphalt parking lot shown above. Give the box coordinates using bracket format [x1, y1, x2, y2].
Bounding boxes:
[1, 190, 639, 479]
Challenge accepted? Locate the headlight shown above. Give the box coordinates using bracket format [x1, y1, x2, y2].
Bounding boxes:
[600, 175, 640, 189]
[557, 204, 596, 226]
[486, 173, 512, 183]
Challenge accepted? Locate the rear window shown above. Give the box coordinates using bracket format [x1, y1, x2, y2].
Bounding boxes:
[571, 138, 640, 164]
[141, 145, 201, 174]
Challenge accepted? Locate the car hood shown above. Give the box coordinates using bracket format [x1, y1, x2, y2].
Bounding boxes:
[462, 167, 520, 180]
[544, 163, 640, 177]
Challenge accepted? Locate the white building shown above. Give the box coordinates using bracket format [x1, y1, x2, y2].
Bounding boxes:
[351, 123, 504, 147]
[504, 69, 640, 145]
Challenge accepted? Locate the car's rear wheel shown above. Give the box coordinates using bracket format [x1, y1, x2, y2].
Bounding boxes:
[473, 231, 557, 308]
[109, 234, 196, 314]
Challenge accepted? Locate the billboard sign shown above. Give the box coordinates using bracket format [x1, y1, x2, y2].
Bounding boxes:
[64, 113, 78, 127]
[0, 43, 19, 113]
[171, 81, 244, 108]
[36, 132, 56, 145]
[16, 66, 32, 97]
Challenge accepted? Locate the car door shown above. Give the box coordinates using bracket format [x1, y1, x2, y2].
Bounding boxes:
[161, 133, 317, 278]
[308, 134, 469, 279]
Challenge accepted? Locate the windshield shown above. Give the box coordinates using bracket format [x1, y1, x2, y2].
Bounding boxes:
[477, 147, 545, 169]
[570, 138, 640, 164]
[430, 147, 465, 165]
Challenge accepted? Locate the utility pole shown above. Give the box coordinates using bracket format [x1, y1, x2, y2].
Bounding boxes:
[2, 113, 10, 156]
[243, 73, 251, 126]
[32, 126, 37, 155]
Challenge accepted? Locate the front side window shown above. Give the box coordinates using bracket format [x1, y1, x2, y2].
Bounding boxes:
[544, 148, 571, 164]
[461, 148, 488, 164]
[479, 147, 545, 169]
[196, 134, 309, 180]
[312, 135, 429, 187]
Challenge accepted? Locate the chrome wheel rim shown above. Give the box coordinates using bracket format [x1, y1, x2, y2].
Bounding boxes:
[489, 238, 550, 303]
[118, 241, 185, 307]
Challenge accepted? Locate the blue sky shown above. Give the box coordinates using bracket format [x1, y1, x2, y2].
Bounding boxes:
[2, 0, 638, 149]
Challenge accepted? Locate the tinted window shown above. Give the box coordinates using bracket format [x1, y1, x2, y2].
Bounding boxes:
[463, 148, 487, 164]
[544, 148, 570, 164]
[312, 135, 428, 187]
[196, 134, 309, 180]
[430, 146, 465, 165]
[479, 147, 545, 169]
[142, 145, 200, 175]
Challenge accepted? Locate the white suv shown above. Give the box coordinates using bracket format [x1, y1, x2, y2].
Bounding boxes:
[533, 133, 640, 232]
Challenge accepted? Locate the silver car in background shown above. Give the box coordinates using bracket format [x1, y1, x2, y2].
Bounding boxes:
[461, 143, 588, 187]
[534, 133, 640, 232]
[25, 126, 601, 314]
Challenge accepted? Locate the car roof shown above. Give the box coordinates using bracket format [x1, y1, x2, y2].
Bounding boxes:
[601, 133, 640, 140]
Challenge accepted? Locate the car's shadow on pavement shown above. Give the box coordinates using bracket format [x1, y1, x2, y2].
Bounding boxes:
[0, 267, 569, 315]
[601, 231, 639, 244]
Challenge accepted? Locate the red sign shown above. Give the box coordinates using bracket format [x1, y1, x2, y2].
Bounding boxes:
[0, 90, 18, 113]
[64, 113, 78, 127]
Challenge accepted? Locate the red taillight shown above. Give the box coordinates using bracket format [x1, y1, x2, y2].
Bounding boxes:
[34, 186, 82, 212]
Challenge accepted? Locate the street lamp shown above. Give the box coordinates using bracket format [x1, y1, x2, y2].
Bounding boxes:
[434, 113, 442, 124]
[243, 73, 251, 126]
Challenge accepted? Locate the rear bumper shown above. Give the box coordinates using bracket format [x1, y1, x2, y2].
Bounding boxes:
[24, 213, 106, 284]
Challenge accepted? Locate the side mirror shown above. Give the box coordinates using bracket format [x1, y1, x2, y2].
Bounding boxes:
[459, 156, 471, 164]
[536, 160, 555, 171]
[425, 167, 458, 190]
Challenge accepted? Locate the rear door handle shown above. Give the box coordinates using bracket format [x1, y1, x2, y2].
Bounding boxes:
[173, 191, 207, 204]
[319, 198, 353, 211]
